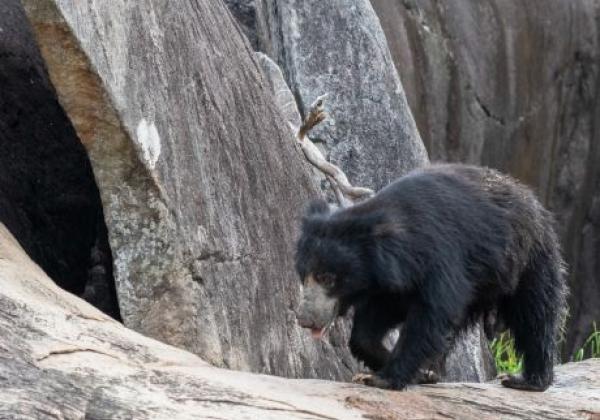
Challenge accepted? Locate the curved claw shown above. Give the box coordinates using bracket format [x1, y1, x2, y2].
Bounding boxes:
[416, 369, 439, 385]
[499, 373, 549, 392]
[352, 373, 406, 391]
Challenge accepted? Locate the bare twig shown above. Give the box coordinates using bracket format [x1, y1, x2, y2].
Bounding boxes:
[296, 95, 374, 206]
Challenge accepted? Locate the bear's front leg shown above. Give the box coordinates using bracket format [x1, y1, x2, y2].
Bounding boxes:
[348, 298, 397, 372]
[376, 306, 454, 390]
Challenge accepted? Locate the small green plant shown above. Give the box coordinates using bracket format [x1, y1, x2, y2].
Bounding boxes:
[573, 322, 600, 361]
[490, 331, 523, 374]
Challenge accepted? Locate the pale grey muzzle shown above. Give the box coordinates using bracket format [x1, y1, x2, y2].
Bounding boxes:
[296, 277, 338, 339]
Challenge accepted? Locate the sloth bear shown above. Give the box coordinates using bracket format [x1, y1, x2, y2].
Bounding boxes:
[295, 164, 567, 391]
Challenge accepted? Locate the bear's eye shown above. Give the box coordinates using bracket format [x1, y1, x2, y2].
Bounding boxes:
[315, 273, 336, 288]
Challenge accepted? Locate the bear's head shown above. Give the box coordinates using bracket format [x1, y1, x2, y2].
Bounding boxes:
[294, 199, 392, 339]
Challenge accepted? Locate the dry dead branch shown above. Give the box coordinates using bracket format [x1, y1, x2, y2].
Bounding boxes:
[296, 95, 374, 206]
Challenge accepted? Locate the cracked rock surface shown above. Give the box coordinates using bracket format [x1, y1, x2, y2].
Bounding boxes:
[371, 0, 600, 358]
[1, 222, 598, 419]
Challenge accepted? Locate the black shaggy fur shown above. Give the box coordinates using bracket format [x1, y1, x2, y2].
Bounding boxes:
[295, 164, 567, 391]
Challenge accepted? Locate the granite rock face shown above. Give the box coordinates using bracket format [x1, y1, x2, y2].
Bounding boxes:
[254, 51, 333, 192]
[1, 222, 598, 419]
[0, 0, 119, 319]
[256, 0, 428, 192]
[255, 52, 302, 130]
[224, 0, 258, 48]
[22, 0, 359, 379]
[371, 0, 600, 358]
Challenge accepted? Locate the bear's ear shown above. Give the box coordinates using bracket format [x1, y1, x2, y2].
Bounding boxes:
[304, 199, 330, 217]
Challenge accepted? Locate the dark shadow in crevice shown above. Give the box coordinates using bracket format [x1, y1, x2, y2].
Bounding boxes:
[81, 210, 122, 321]
[0, 0, 121, 321]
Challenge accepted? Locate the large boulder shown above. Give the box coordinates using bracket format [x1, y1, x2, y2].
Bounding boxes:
[0, 0, 119, 318]
[371, 0, 600, 358]
[254, 0, 494, 381]
[1, 222, 598, 419]
[256, 0, 428, 192]
[22, 0, 359, 379]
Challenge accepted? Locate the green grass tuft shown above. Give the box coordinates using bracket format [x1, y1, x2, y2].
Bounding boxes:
[490, 322, 599, 374]
[490, 331, 523, 374]
[573, 322, 600, 361]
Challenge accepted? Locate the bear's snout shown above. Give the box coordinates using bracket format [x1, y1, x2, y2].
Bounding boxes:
[296, 312, 314, 329]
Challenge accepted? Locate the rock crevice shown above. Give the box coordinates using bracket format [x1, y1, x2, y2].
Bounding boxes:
[0, 0, 120, 320]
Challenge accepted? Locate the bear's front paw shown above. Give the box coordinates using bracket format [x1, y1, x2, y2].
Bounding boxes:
[352, 373, 406, 390]
[415, 368, 439, 385]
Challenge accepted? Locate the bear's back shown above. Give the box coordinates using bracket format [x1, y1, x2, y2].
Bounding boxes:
[366, 164, 545, 256]
[379, 163, 538, 217]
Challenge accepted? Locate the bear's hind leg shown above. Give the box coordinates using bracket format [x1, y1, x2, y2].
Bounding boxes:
[501, 251, 565, 392]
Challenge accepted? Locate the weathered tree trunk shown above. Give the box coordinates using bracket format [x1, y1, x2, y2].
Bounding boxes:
[0, 222, 598, 419]
[370, 0, 600, 359]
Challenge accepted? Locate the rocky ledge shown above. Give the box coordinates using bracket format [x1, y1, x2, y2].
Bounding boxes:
[0, 222, 598, 420]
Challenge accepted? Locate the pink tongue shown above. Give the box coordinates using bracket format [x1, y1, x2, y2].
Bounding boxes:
[311, 328, 325, 340]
